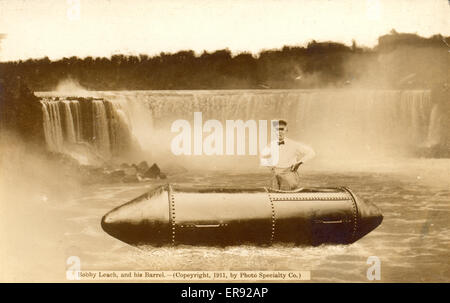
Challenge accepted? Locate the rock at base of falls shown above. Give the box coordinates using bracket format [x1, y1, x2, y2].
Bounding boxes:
[136, 161, 149, 174]
[143, 163, 161, 179]
[102, 162, 169, 184]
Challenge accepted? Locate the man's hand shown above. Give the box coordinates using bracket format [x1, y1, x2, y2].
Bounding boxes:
[290, 161, 303, 172]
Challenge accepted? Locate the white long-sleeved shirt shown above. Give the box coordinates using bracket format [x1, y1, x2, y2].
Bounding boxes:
[260, 138, 315, 168]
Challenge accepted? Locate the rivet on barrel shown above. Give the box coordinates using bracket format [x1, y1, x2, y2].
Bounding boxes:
[267, 191, 277, 244]
[168, 185, 176, 245]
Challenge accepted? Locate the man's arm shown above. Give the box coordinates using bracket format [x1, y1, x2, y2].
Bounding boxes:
[298, 142, 315, 163]
[291, 141, 315, 171]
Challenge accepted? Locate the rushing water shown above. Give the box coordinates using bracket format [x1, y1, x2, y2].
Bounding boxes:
[8, 90, 445, 282]
[38, 89, 446, 165]
[49, 161, 449, 283]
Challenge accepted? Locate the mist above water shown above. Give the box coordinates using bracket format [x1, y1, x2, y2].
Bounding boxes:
[38, 89, 441, 171]
[54, 78, 91, 97]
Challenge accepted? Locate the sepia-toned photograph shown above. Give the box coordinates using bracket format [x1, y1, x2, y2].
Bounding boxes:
[0, 0, 449, 283]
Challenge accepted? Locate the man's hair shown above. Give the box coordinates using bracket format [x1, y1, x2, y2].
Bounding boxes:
[272, 119, 287, 127]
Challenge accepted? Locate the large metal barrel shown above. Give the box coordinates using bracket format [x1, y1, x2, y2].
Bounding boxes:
[101, 184, 383, 246]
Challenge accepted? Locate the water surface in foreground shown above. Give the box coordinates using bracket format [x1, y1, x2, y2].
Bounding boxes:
[57, 162, 449, 282]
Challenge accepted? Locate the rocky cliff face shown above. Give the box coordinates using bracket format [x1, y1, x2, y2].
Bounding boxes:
[0, 76, 44, 144]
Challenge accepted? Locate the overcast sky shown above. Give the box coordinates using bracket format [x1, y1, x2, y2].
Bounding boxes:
[0, 0, 449, 62]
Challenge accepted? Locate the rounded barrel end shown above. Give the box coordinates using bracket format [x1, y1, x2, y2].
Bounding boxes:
[344, 188, 383, 242]
[100, 185, 171, 245]
[355, 197, 383, 242]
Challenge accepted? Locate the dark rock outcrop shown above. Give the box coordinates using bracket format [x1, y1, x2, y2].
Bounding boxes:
[136, 161, 149, 174]
[0, 76, 44, 143]
[143, 163, 161, 179]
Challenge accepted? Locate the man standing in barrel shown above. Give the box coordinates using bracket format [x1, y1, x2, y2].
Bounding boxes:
[260, 119, 315, 190]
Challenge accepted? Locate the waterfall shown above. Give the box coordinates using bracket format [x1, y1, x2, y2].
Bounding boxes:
[98, 90, 436, 157]
[62, 101, 77, 143]
[40, 96, 138, 163]
[70, 101, 82, 142]
[92, 100, 111, 159]
[107, 101, 134, 156]
[38, 89, 446, 164]
[41, 101, 64, 152]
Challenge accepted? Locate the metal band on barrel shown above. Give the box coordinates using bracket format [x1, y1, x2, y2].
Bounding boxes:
[265, 188, 277, 245]
[341, 187, 359, 243]
[167, 184, 176, 245]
